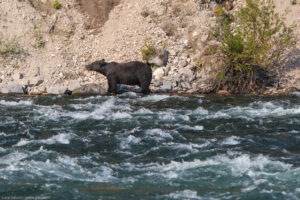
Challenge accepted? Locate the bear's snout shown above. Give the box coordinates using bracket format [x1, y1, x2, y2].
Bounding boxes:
[85, 64, 93, 71]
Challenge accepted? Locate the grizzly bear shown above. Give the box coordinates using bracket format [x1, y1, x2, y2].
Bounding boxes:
[86, 59, 152, 94]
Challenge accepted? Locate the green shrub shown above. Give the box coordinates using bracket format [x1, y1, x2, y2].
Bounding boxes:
[291, 0, 297, 5]
[53, 0, 61, 9]
[141, 42, 155, 62]
[211, 0, 295, 93]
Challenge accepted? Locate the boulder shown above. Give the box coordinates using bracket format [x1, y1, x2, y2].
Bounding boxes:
[161, 80, 172, 91]
[73, 84, 106, 95]
[30, 77, 44, 86]
[153, 68, 165, 80]
[47, 85, 68, 95]
[178, 68, 193, 78]
[1, 82, 25, 94]
[68, 79, 81, 91]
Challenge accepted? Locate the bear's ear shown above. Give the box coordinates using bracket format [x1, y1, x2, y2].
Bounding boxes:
[101, 59, 105, 62]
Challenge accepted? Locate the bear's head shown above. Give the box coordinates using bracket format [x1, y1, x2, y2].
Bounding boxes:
[86, 59, 107, 75]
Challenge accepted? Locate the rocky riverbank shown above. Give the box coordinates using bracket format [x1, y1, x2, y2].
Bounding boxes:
[0, 0, 299, 95]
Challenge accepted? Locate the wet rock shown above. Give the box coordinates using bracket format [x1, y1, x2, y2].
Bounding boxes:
[47, 85, 68, 95]
[1, 82, 25, 94]
[217, 90, 230, 95]
[73, 84, 106, 95]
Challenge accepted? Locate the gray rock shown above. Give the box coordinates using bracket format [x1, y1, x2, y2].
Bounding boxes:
[178, 60, 188, 68]
[47, 85, 68, 95]
[178, 68, 193, 78]
[187, 89, 197, 93]
[189, 75, 196, 83]
[12, 73, 24, 81]
[181, 82, 192, 90]
[164, 66, 171, 75]
[30, 77, 44, 86]
[0, 78, 2, 83]
[74, 84, 106, 95]
[161, 80, 172, 91]
[153, 80, 163, 87]
[1, 82, 25, 94]
[168, 49, 177, 56]
[68, 79, 81, 91]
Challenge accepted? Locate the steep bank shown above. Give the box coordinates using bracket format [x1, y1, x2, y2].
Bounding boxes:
[0, 0, 299, 95]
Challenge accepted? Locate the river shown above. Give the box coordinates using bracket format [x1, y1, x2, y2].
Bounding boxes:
[0, 93, 300, 199]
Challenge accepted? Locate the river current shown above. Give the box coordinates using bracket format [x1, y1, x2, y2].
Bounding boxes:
[0, 93, 300, 199]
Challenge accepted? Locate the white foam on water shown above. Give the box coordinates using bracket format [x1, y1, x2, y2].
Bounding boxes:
[212, 102, 300, 119]
[42, 133, 72, 144]
[144, 129, 174, 141]
[167, 190, 201, 200]
[0, 151, 28, 170]
[119, 135, 141, 149]
[139, 95, 170, 102]
[0, 150, 115, 182]
[193, 107, 209, 115]
[180, 125, 204, 131]
[221, 136, 240, 145]
[158, 111, 176, 121]
[166, 143, 200, 154]
[293, 92, 300, 97]
[112, 111, 132, 119]
[141, 153, 293, 182]
[0, 100, 32, 106]
[0, 147, 6, 152]
[15, 138, 32, 146]
[15, 133, 73, 147]
[119, 92, 137, 97]
[134, 108, 153, 114]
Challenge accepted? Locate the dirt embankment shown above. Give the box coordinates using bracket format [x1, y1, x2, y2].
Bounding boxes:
[0, 0, 299, 95]
[75, 0, 121, 30]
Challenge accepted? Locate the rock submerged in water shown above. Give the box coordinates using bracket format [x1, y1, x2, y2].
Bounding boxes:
[0, 82, 25, 94]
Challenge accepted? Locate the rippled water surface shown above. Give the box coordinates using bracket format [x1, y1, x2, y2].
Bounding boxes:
[0, 93, 300, 199]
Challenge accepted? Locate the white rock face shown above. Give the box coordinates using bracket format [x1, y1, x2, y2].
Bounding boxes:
[47, 85, 67, 95]
[68, 80, 81, 91]
[153, 68, 165, 80]
[1, 82, 24, 94]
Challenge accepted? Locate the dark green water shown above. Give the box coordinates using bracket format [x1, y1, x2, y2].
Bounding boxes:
[0, 93, 300, 200]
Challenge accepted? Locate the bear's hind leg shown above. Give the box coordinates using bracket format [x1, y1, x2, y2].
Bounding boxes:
[108, 76, 118, 94]
[141, 82, 151, 94]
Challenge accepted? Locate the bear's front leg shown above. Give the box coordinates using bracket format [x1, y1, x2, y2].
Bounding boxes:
[107, 75, 118, 94]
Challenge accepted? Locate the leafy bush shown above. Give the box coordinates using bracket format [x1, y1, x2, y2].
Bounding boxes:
[141, 40, 155, 62]
[53, 0, 61, 9]
[211, 0, 295, 93]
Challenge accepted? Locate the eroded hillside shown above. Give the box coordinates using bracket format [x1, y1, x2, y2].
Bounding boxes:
[0, 0, 299, 94]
